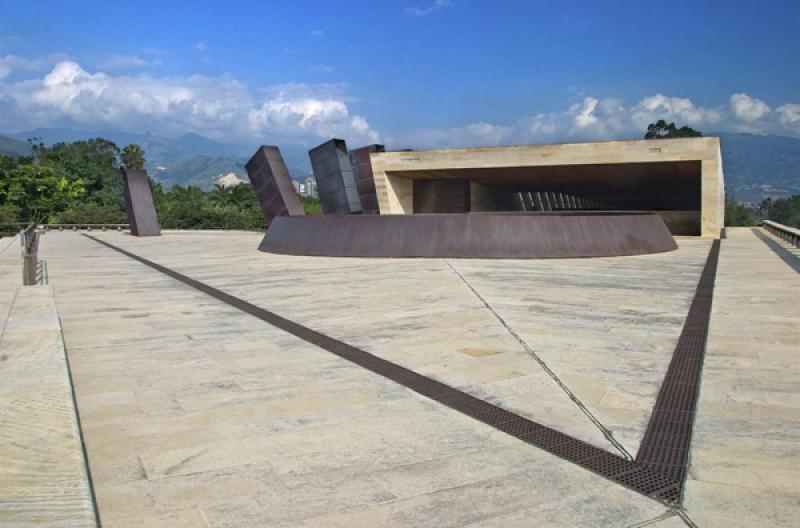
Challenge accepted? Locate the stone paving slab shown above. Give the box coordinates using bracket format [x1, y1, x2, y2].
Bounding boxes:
[683, 228, 800, 527]
[40, 232, 677, 527]
[31, 228, 800, 526]
[0, 285, 97, 527]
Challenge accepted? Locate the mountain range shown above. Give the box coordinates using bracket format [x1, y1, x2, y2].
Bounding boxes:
[1, 127, 798, 203]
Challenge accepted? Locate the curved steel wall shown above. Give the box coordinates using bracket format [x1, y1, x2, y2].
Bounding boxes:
[259, 212, 677, 258]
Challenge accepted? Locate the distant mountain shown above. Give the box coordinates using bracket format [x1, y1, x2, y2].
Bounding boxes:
[0, 135, 32, 156]
[2, 127, 314, 189]
[154, 156, 246, 189]
[715, 132, 800, 203]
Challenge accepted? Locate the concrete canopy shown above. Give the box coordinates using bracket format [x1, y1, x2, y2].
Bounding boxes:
[370, 138, 724, 237]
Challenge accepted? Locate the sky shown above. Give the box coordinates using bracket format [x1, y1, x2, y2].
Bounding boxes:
[0, 0, 798, 150]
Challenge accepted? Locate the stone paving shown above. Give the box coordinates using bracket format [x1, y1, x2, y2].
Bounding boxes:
[0, 285, 96, 526]
[5, 227, 796, 527]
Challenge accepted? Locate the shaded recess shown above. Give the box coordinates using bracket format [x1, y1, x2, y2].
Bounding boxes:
[259, 212, 677, 258]
[122, 168, 161, 236]
[245, 145, 305, 224]
[396, 160, 702, 235]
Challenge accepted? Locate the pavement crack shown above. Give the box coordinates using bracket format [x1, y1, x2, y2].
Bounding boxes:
[625, 510, 678, 527]
[444, 259, 633, 460]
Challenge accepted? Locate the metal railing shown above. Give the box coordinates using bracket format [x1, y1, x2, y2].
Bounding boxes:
[21, 224, 40, 285]
[763, 220, 800, 248]
[41, 223, 129, 232]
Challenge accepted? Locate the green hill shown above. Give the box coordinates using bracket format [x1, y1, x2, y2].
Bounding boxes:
[0, 135, 32, 157]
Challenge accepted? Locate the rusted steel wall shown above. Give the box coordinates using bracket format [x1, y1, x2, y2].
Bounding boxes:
[349, 144, 384, 214]
[309, 139, 362, 214]
[245, 146, 305, 224]
[259, 212, 677, 258]
[122, 168, 161, 236]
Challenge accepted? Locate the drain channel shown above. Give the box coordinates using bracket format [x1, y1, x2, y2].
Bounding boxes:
[636, 239, 720, 493]
[84, 234, 719, 506]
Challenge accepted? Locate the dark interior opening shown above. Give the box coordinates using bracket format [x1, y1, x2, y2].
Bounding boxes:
[406, 160, 702, 235]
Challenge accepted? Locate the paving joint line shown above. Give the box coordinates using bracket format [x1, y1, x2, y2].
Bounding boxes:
[81, 234, 719, 508]
[444, 258, 633, 460]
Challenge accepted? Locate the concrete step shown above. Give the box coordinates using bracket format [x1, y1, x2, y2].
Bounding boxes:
[0, 285, 97, 527]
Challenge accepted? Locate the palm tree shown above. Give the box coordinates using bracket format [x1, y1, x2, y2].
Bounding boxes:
[121, 144, 146, 169]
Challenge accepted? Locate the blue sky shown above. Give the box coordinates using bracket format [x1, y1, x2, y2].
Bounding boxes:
[0, 0, 798, 149]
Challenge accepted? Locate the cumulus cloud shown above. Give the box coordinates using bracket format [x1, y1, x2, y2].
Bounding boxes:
[406, 0, 453, 17]
[729, 93, 770, 121]
[393, 93, 799, 149]
[776, 103, 800, 125]
[0, 53, 68, 79]
[0, 60, 380, 145]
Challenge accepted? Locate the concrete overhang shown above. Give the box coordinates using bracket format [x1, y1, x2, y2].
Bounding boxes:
[370, 137, 725, 237]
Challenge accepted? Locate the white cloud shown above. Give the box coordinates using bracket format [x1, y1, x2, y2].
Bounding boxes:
[406, 0, 453, 17]
[777, 103, 800, 125]
[729, 93, 770, 121]
[195, 41, 207, 52]
[310, 29, 325, 38]
[98, 54, 160, 70]
[0, 53, 68, 79]
[393, 92, 799, 149]
[0, 60, 380, 145]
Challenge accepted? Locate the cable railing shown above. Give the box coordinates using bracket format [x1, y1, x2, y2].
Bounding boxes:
[763, 220, 800, 248]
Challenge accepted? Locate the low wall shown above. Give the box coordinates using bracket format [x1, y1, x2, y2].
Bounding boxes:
[259, 212, 677, 258]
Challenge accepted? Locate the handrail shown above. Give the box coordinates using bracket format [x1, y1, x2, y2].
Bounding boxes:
[41, 223, 130, 232]
[763, 220, 800, 248]
[21, 223, 39, 285]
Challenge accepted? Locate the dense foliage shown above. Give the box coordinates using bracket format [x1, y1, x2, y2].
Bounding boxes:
[0, 138, 320, 228]
[760, 195, 800, 228]
[644, 120, 703, 139]
[725, 199, 757, 227]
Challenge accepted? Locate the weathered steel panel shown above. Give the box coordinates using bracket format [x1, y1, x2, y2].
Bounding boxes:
[245, 146, 305, 224]
[122, 168, 161, 236]
[309, 139, 362, 214]
[259, 212, 677, 258]
[349, 144, 384, 214]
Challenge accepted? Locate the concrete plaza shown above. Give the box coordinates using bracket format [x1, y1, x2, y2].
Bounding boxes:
[1, 227, 797, 527]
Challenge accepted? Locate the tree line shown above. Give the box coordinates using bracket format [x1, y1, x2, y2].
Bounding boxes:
[0, 138, 320, 229]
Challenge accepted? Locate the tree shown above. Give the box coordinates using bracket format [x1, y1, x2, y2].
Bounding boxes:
[41, 138, 122, 207]
[644, 120, 703, 140]
[121, 144, 146, 169]
[0, 165, 86, 222]
[725, 199, 757, 227]
[763, 194, 800, 228]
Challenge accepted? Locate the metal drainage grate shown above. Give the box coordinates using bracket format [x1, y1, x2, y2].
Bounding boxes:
[84, 235, 720, 506]
[636, 239, 721, 499]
